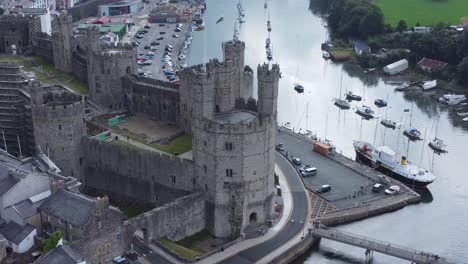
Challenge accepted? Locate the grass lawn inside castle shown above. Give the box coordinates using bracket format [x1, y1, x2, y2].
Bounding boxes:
[376, 0, 468, 26]
[0, 55, 88, 95]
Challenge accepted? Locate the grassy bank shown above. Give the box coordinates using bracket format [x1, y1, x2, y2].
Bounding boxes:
[375, 0, 468, 26]
[0, 55, 88, 95]
[159, 230, 214, 259]
[150, 134, 192, 155]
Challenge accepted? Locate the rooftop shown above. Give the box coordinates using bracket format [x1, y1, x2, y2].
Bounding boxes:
[214, 110, 256, 124]
[0, 222, 35, 245]
[39, 189, 95, 226]
[418, 57, 448, 71]
[36, 245, 84, 264]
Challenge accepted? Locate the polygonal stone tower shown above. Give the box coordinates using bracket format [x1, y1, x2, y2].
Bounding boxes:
[31, 81, 86, 178]
[52, 11, 73, 73]
[182, 40, 279, 239]
[86, 27, 137, 110]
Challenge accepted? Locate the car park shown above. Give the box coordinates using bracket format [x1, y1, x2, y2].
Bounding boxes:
[372, 183, 385, 193]
[384, 185, 400, 195]
[316, 185, 331, 194]
[292, 158, 301, 166]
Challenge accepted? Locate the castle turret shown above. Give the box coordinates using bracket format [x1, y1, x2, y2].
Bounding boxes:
[86, 27, 137, 110]
[52, 11, 73, 73]
[186, 44, 277, 239]
[31, 82, 86, 178]
[257, 63, 280, 117]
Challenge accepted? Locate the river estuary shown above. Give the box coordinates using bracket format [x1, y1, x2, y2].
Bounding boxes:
[187, 0, 468, 263]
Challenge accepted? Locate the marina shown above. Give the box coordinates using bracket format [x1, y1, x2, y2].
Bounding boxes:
[187, 0, 468, 263]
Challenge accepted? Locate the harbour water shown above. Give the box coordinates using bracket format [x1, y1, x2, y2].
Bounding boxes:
[187, 0, 468, 263]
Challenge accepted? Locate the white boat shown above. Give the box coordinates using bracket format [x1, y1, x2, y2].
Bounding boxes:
[457, 112, 468, 117]
[355, 106, 374, 119]
[439, 94, 467, 105]
[422, 80, 437, 91]
[322, 51, 330, 59]
[381, 119, 397, 129]
[283, 122, 292, 130]
[429, 138, 447, 153]
[354, 141, 436, 189]
[334, 98, 350, 109]
[463, 117, 468, 122]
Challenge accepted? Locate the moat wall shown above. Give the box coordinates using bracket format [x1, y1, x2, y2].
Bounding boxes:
[82, 138, 195, 205]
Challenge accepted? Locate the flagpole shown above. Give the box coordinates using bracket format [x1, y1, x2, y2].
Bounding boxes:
[2, 130, 7, 153]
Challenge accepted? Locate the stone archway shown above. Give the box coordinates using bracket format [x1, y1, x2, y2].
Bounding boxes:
[249, 212, 257, 224]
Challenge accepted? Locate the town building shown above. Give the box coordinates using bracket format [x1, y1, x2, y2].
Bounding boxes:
[98, 0, 142, 17]
[0, 222, 36, 253]
[35, 245, 86, 264]
[418, 57, 448, 73]
[350, 39, 370, 55]
[38, 189, 126, 263]
[413, 26, 432, 33]
[149, 3, 185, 23]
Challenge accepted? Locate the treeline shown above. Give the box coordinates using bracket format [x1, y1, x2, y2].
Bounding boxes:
[309, 0, 385, 38]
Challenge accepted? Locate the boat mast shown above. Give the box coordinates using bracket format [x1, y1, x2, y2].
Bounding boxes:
[420, 127, 428, 165]
[306, 103, 309, 131]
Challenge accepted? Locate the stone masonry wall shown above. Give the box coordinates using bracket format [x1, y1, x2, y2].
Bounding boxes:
[122, 75, 180, 125]
[82, 138, 195, 205]
[124, 192, 206, 242]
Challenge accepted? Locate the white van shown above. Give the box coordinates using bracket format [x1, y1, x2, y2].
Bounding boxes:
[301, 167, 317, 177]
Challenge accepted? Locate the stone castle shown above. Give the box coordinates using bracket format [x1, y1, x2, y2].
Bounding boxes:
[0, 10, 281, 263]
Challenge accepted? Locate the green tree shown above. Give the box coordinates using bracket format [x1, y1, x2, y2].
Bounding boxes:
[396, 20, 408, 32]
[42, 231, 62, 253]
[456, 56, 468, 85]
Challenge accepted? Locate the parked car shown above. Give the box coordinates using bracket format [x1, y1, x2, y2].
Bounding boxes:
[175, 28, 181, 32]
[316, 185, 331, 194]
[292, 158, 301, 166]
[172, 34, 179, 38]
[298, 164, 313, 173]
[157, 37, 164, 40]
[135, 35, 144, 39]
[159, 23, 165, 27]
[384, 185, 400, 195]
[151, 41, 158, 45]
[372, 183, 385, 193]
[144, 45, 150, 50]
[144, 24, 151, 29]
[160, 31, 166, 35]
[177, 23, 183, 28]
[166, 44, 173, 49]
[301, 167, 317, 177]
[141, 29, 149, 33]
[275, 143, 285, 151]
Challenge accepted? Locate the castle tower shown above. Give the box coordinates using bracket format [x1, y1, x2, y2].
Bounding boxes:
[86, 27, 137, 110]
[187, 45, 279, 238]
[31, 81, 86, 178]
[222, 40, 253, 100]
[257, 63, 280, 116]
[52, 11, 73, 73]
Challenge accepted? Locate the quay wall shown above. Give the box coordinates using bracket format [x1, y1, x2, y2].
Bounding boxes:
[317, 193, 420, 226]
[272, 234, 318, 264]
[82, 138, 195, 205]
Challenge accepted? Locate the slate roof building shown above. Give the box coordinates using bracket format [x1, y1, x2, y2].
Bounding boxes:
[35, 245, 86, 264]
[418, 58, 448, 73]
[38, 189, 126, 264]
[0, 222, 37, 253]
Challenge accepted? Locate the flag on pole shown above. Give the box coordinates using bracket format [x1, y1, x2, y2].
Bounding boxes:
[216, 17, 224, 24]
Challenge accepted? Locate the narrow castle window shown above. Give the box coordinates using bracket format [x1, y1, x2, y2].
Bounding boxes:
[225, 142, 233, 150]
[203, 165, 207, 173]
[215, 105, 220, 113]
[59, 124, 62, 130]
[171, 175, 176, 184]
[205, 184, 208, 191]
[97, 221, 102, 229]
[226, 169, 233, 177]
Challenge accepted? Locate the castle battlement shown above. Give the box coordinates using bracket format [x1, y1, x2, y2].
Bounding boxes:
[257, 63, 280, 81]
[194, 112, 274, 134]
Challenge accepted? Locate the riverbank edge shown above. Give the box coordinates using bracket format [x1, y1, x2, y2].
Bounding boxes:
[277, 128, 421, 262]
